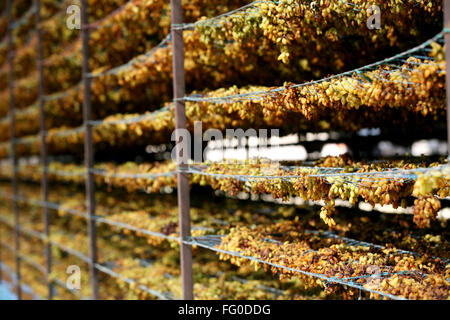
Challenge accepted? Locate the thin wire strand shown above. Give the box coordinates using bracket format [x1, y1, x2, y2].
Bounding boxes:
[88, 0, 135, 30]
[94, 263, 173, 300]
[1, 192, 447, 300]
[187, 163, 449, 189]
[9, 2, 37, 30]
[52, 277, 89, 300]
[87, 34, 171, 79]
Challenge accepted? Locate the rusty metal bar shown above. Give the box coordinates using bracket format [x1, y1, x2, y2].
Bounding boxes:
[81, 0, 99, 300]
[170, 0, 193, 300]
[6, 0, 21, 300]
[35, 0, 53, 300]
[445, 0, 450, 156]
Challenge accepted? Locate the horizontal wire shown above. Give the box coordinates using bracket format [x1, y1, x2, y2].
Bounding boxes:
[0, 0, 72, 69]
[89, 168, 177, 179]
[208, 269, 286, 297]
[41, 35, 82, 67]
[1, 79, 172, 137]
[3, 23, 443, 144]
[0, 163, 177, 180]
[41, 1, 140, 68]
[48, 126, 84, 137]
[20, 0, 396, 110]
[14, 34, 172, 133]
[3, 189, 445, 266]
[9, 29, 166, 124]
[87, 34, 171, 79]
[87, 0, 135, 30]
[41, 12, 172, 103]
[1, 237, 149, 301]
[187, 164, 449, 188]
[6, 228, 164, 300]
[17, 252, 47, 275]
[93, 215, 180, 242]
[11, 164, 176, 180]
[0, 161, 447, 189]
[4, 104, 172, 143]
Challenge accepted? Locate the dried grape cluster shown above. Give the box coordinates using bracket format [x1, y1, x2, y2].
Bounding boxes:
[112, 254, 324, 300]
[0, 156, 447, 228]
[0, 0, 448, 301]
[0, 173, 447, 300]
[0, 0, 248, 109]
[0, 37, 39, 91]
[190, 157, 448, 227]
[195, 0, 441, 69]
[0, 161, 177, 193]
[0, 73, 38, 118]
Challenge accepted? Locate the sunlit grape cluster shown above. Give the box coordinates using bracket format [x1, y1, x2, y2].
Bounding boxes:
[216, 221, 449, 299]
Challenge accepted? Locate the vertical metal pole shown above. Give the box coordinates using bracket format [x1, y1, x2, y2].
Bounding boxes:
[6, 0, 21, 300]
[81, 0, 99, 300]
[36, 0, 53, 300]
[445, 0, 450, 156]
[171, 0, 193, 300]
